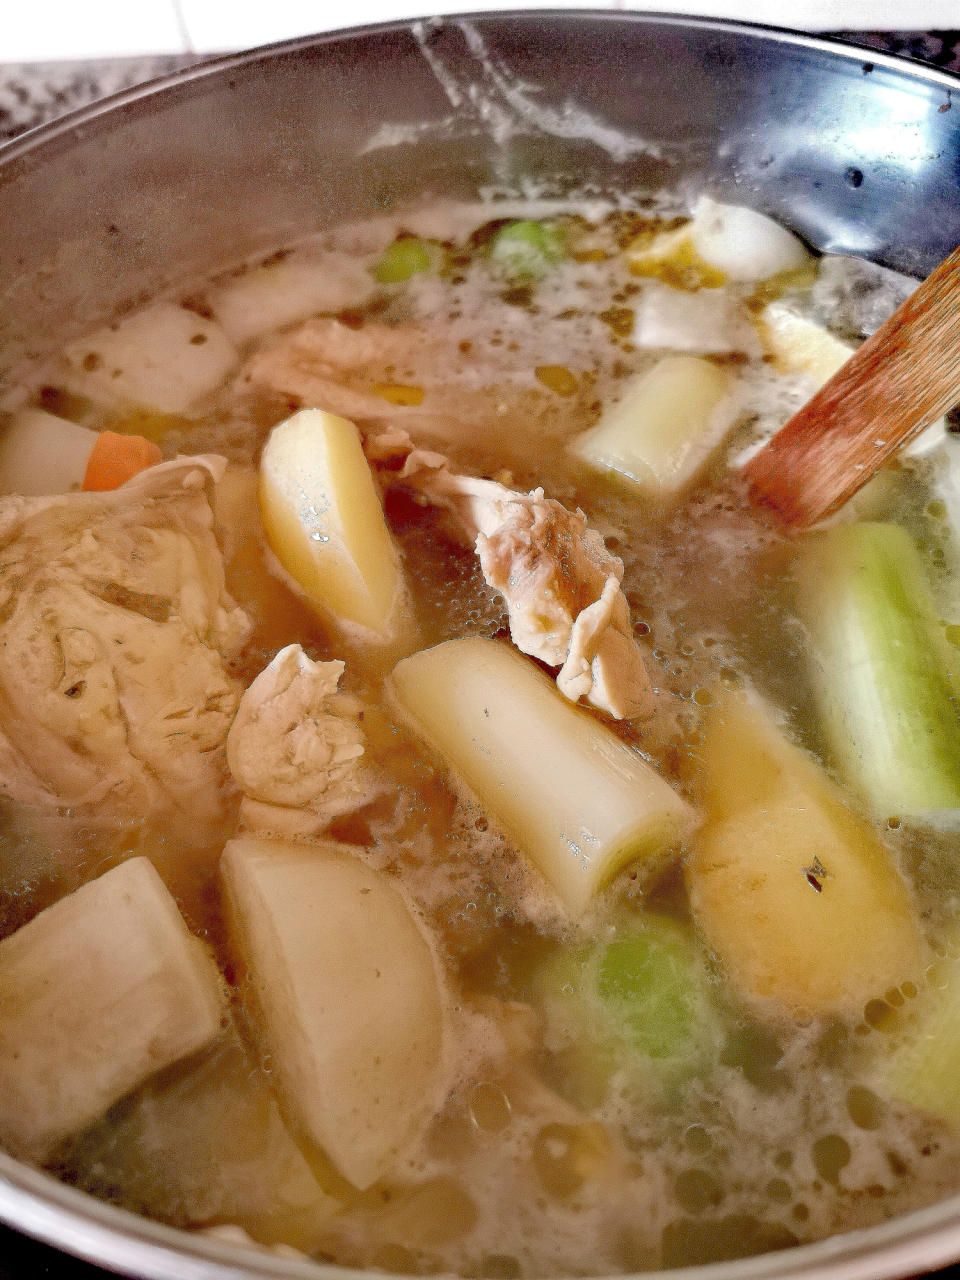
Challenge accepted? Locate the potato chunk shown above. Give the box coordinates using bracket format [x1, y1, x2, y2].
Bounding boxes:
[0, 857, 225, 1159]
[259, 408, 417, 655]
[760, 301, 855, 386]
[389, 638, 696, 917]
[570, 356, 740, 503]
[686, 693, 924, 1021]
[221, 837, 445, 1190]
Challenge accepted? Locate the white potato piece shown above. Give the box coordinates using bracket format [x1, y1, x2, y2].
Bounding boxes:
[389, 638, 697, 917]
[628, 197, 810, 285]
[0, 408, 96, 495]
[208, 252, 377, 347]
[259, 408, 417, 656]
[570, 355, 741, 503]
[62, 302, 239, 415]
[221, 837, 445, 1190]
[0, 856, 225, 1160]
[760, 301, 856, 386]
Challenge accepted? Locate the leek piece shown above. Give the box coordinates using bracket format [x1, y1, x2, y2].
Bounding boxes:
[258, 407, 418, 656]
[795, 521, 960, 816]
[878, 954, 960, 1127]
[687, 691, 924, 1021]
[570, 355, 740, 502]
[374, 236, 434, 284]
[388, 637, 697, 917]
[534, 919, 716, 1105]
[221, 836, 444, 1189]
[0, 857, 224, 1160]
[488, 219, 565, 282]
[759, 301, 855, 387]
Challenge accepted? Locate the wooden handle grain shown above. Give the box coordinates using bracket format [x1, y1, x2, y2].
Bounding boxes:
[743, 244, 960, 526]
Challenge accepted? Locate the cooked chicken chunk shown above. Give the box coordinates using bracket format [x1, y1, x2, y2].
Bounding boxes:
[0, 456, 249, 836]
[227, 644, 382, 836]
[370, 430, 652, 720]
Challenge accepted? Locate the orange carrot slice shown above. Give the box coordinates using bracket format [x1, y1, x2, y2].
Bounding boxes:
[82, 431, 163, 491]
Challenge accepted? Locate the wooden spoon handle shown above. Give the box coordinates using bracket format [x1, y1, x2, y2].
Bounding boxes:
[743, 243, 960, 526]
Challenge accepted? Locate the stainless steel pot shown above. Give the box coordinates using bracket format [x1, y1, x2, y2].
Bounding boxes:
[1, 12, 959, 1278]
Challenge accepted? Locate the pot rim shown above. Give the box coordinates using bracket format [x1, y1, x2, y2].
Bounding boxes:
[1, 11, 959, 1279]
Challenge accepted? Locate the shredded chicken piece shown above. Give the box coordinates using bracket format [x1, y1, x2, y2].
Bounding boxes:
[0, 457, 249, 836]
[227, 644, 383, 837]
[369, 429, 653, 720]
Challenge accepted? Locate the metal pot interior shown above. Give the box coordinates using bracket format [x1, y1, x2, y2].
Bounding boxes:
[0, 12, 959, 1278]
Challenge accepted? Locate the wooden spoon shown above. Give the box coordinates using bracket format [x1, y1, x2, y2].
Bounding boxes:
[743, 243, 960, 526]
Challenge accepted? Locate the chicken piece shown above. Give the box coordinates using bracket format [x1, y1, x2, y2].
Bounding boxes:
[370, 430, 652, 720]
[227, 644, 383, 837]
[238, 316, 574, 462]
[0, 456, 249, 838]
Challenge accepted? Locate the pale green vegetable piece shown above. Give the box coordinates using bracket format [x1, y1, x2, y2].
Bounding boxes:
[536, 919, 716, 1104]
[221, 836, 445, 1190]
[879, 956, 960, 1127]
[0, 408, 96, 495]
[796, 521, 960, 816]
[0, 856, 225, 1160]
[388, 638, 697, 917]
[570, 355, 740, 503]
[488, 219, 565, 282]
[62, 302, 239, 415]
[374, 237, 435, 284]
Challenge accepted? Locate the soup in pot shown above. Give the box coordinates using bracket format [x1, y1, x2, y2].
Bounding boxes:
[0, 194, 959, 1275]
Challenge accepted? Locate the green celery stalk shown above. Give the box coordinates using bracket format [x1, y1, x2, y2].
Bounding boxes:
[795, 521, 960, 817]
[373, 237, 434, 284]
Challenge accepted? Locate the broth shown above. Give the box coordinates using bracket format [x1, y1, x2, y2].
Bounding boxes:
[1, 197, 959, 1275]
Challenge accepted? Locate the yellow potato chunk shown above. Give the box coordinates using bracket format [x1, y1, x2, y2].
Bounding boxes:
[686, 693, 925, 1021]
[0, 857, 225, 1160]
[389, 638, 697, 917]
[571, 356, 740, 503]
[221, 836, 445, 1190]
[258, 408, 416, 654]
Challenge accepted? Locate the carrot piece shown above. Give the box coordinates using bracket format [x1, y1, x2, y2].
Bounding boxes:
[81, 431, 163, 491]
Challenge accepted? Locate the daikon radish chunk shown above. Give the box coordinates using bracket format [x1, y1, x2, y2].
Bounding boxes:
[632, 282, 761, 358]
[628, 198, 810, 286]
[0, 408, 96, 495]
[0, 856, 225, 1160]
[62, 302, 238, 415]
[221, 837, 445, 1190]
[388, 638, 697, 917]
[208, 253, 377, 346]
[686, 692, 924, 1021]
[760, 301, 856, 386]
[570, 356, 740, 503]
[258, 408, 417, 656]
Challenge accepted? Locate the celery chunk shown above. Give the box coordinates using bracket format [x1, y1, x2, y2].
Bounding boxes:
[796, 522, 960, 816]
[388, 638, 696, 917]
[374, 236, 435, 284]
[535, 919, 716, 1103]
[488, 220, 565, 283]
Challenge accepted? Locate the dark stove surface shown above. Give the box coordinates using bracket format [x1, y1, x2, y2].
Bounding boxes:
[0, 23, 958, 1280]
